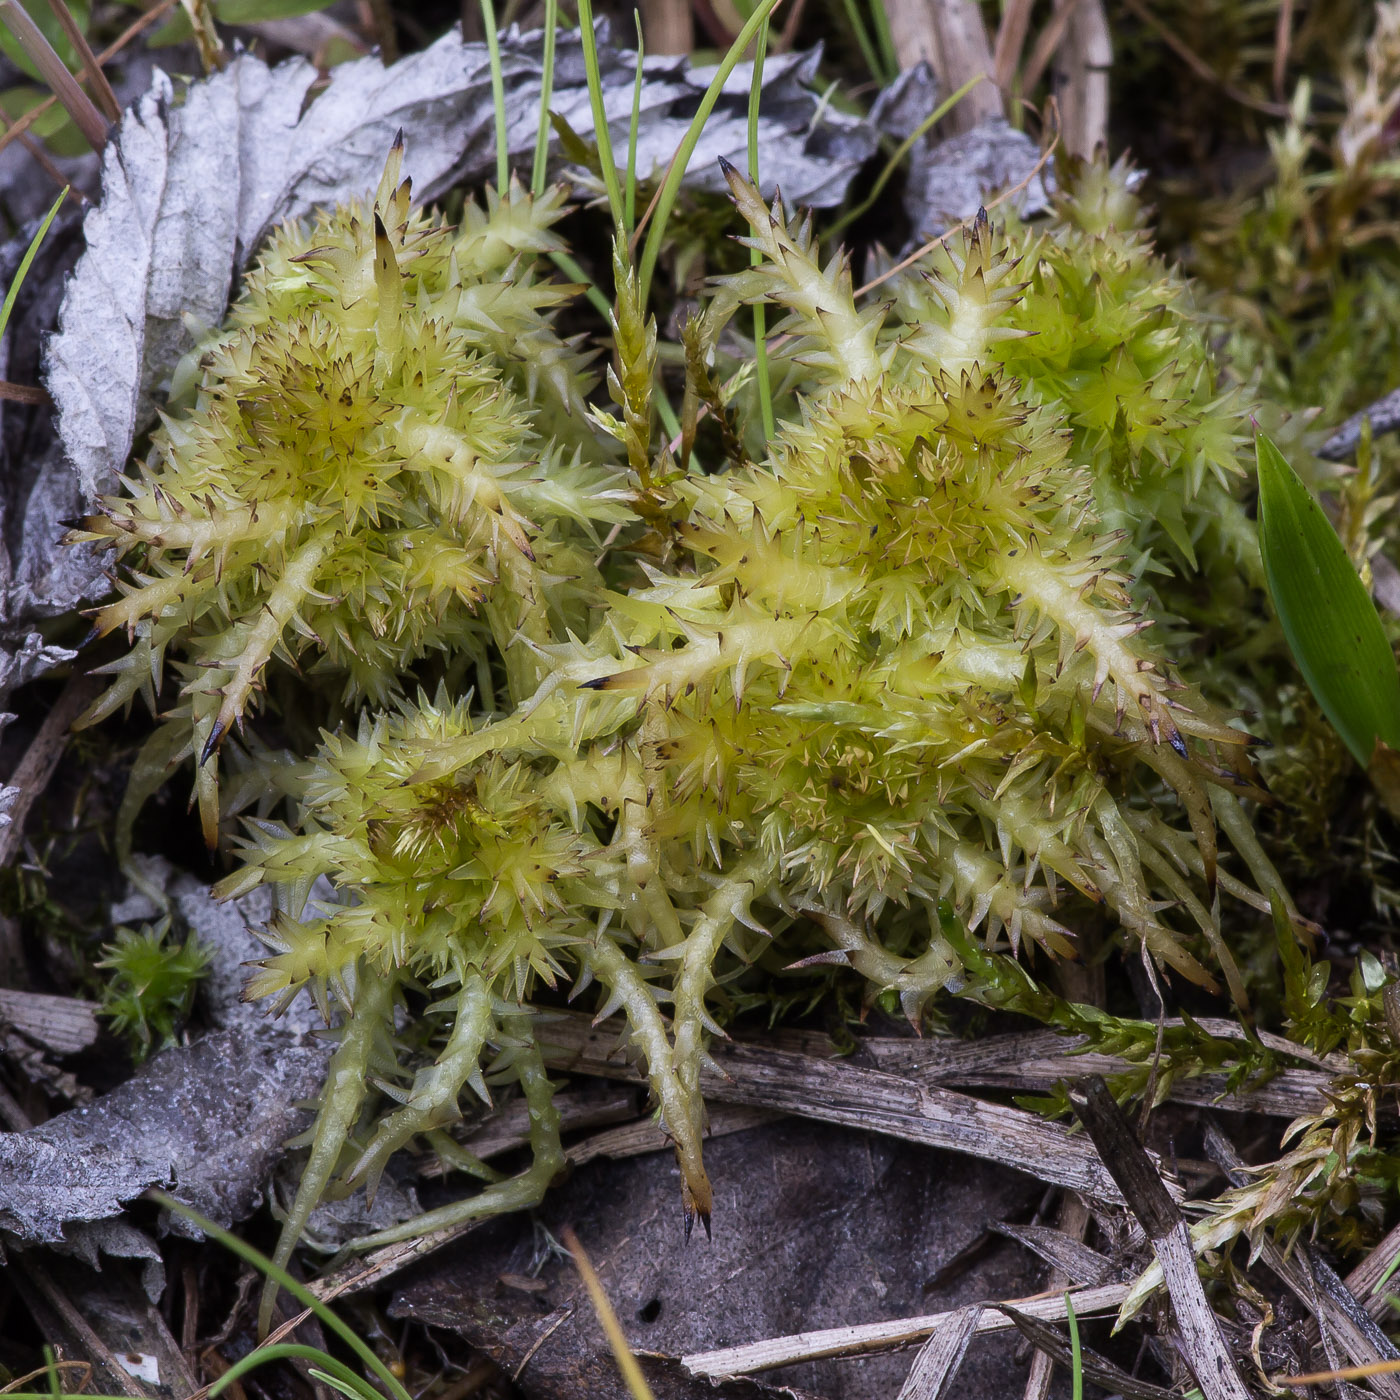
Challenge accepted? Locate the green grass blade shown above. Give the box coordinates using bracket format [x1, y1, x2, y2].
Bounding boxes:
[838, 0, 884, 83]
[1256, 430, 1400, 767]
[868, 0, 897, 83]
[638, 0, 785, 303]
[0, 184, 65, 344]
[747, 11, 774, 441]
[1066, 1292, 1083, 1400]
[212, 1345, 372, 1400]
[531, 0, 557, 196]
[576, 0, 626, 235]
[150, 1191, 413, 1400]
[479, 0, 508, 191]
[625, 12, 644, 232]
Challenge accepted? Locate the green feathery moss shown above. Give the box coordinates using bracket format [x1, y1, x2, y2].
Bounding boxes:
[69, 140, 628, 846]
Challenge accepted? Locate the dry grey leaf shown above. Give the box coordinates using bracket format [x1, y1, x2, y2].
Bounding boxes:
[46, 24, 876, 520]
[991, 1220, 1116, 1287]
[0, 864, 329, 1247]
[0, 1132, 165, 1243]
[905, 117, 1052, 237]
[872, 64, 1052, 240]
[50, 1218, 167, 1304]
[0, 1027, 326, 1245]
[392, 1117, 1044, 1400]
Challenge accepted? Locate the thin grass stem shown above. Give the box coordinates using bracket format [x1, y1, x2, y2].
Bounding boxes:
[211, 1346, 371, 1400]
[531, 0, 558, 196]
[638, 0, 785, 303]
[838, 0, 883, 83]
[563, 1227, 657, 1400]
[42, 0, 119, 121]
[151, 1191, 414, 1400]
[577, 0, 627, 235]
[747, 14, 775, 441]
[1066, 1292, 1083, 1400]
[480, 0, 509, 191]
[550, 248, 612, 320]
[826, 73, 986, 240]
[0, 0, 108, 148]
[868, 0, 897, 83]
[0, 186, 66, 343]
[625, 13, 644, 232]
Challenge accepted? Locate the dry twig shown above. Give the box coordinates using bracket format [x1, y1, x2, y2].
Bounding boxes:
[1071, 1079, 1251, 1400]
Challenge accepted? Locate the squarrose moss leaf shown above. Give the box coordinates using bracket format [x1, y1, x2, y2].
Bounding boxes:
[159, 151, 1316, 1321]
[68, 138, 628, 847]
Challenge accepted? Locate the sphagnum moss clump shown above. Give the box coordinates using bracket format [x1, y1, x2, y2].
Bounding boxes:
[69, 139, 629, 845]
[214, 164, 1308, 1302]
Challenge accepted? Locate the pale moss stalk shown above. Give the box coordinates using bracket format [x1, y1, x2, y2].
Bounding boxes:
[260, 967, 394, 1338]
[584, 930, 713, 1233]
[349, 1015, 564, 1249]
[345, 973, 496, 1199]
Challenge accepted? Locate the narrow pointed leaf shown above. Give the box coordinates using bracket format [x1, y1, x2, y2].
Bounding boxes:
[1256, 431, 1400, 766]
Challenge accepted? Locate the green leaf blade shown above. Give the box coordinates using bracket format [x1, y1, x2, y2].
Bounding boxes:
[1256, 430, 1400, 766]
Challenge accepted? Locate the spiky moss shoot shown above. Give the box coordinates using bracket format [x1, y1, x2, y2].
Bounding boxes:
[220, 694, 723, 1267]
[96, 916, 210, 1061]
[886, 155, 1259, 595]
[580, 169, 1277, 993]
[69, 141, 631, 846]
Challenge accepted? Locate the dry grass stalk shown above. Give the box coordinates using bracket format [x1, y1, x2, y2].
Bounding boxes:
[863, 1027, 1334, 1119]
[1051, 0, 1109, 155]
[681, 1282, 1131, 1377]
[882, 0, 1002, 130]
[1071, 1081, 1251, 1400]
[1345, 1217, 1400, 1321]
[642, 0, 694, 55]
[0, 671, 102, 870]
[992, 0, 1036, 91]
[538, 1016, 1149, 1204]
[1021, 1193, 1091, 1400]
[894, 1304, 982, 1400]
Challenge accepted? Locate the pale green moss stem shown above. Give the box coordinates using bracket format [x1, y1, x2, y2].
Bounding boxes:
[585, 931, 712, 1229]
[348, 1014, 562, 1248]
[345, 973, 495, 1199]
[1135, 841, 1249, 1012]
[802, 898, 960, 1022]
[1210, 789, 1310, 933]
[260, 966, 394, 1339]
[671, 855, 769, 1123]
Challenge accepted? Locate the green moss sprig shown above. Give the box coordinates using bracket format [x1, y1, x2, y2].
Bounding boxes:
[96, 916, 210, 1061]
[69, 139, 628, 846]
